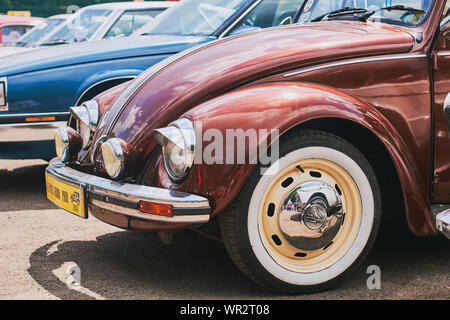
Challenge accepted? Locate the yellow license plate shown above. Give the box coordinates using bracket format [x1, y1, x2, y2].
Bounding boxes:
[46, 173, 87, 219]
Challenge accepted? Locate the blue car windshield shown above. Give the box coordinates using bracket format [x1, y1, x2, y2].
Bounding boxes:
[298, 0, 434, 25]
[142, 0, 251, 36]
[15, 18, 66, 47]
[43, 9, 112, 44]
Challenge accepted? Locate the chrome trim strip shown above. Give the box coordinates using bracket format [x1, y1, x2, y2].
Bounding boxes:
[0, 111, 70, 119]
[90, 134, 107, 164]
[218, 0, 263, 39]
[91, 199, 210, 224]
[46, 159, 211, 224]
[0, 77, 7, 111]
[437, 52, 450, 57]
[0, 121, 66, 142]
[0, 121, 66, 127]
[283, 54, 428, 78]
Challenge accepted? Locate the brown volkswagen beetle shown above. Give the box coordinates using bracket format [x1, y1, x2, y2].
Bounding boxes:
[46, 0, 450, 294]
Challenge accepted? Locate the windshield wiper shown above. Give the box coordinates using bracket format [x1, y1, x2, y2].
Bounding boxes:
[41, 39, 72, 46]
[311, 7, 369, 22]
[359, 5, 424, 22]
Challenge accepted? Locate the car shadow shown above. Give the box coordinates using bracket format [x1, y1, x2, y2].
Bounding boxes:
[27, 215, 449, 300]
[0, 162, 57, 212]
[27, 230, 272, 300]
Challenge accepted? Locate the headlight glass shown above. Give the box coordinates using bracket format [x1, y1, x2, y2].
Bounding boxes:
[154, 118, 196, 182]
[163, 132, 187, 179]
[101, 138, 124, 179]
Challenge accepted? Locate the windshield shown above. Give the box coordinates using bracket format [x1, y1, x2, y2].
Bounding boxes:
[141, 0, 251, 36]
[298, 0, 434, 26]
[15, 18, 66, 47]
[43, 8, 112, 44]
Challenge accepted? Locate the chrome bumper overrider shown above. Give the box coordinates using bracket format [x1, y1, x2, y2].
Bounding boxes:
[46, 159, 211, 224]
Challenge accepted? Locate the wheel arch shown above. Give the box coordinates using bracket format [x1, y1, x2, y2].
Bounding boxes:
[181, 81, 435, 236]
[286, 117, 405, 230]
[75, 76, 136, 106]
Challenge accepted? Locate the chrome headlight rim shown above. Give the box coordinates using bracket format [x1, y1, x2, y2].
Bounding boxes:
[54, 126, 70, 161]
[154, 118, 196, 183]
[70, 100, 100, 150]
[101, 138, 125, 179]
[54, 126, 83, 162]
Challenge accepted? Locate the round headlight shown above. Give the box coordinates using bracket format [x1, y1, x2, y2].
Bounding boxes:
[101, 138, 124, 179]
[154, 118, 195, 182]
[54, 127, 69, 159]
[54, 126, 82, 162]
[163, 132, 187, 179]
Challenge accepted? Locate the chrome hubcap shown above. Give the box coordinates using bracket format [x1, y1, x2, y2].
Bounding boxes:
[279, 181, 344, 251]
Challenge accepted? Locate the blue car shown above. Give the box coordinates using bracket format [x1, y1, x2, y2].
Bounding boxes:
[0, 0, 307, 160]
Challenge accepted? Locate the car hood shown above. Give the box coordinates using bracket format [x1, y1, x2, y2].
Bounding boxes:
[92, 21, 415, 168]
[0, 46, 32, 58]
[0, 34, 214, 76]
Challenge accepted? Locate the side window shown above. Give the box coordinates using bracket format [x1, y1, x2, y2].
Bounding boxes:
[231, 0, 302, 33]
[105, 10, 163, 39]
[0, 26, 33, 44]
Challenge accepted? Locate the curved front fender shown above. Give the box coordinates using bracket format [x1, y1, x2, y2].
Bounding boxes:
[155, 82, 433, 236]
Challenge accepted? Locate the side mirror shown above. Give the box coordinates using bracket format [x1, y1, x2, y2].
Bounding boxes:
[279, 16, 293, 26]
[445, 93, 450, 134]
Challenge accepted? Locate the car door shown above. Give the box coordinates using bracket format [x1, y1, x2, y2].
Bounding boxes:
[432, 0, 450, 202]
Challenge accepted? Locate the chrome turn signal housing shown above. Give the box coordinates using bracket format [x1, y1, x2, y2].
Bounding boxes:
[154, 118, 196, 182]
[54, 126, 82, 162]
[101, 137, 136, 179]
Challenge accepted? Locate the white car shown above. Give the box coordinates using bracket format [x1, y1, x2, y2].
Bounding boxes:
[0, 1, 174, 57]
[41, 1, 175, 45]
[0, 14, 72, 58]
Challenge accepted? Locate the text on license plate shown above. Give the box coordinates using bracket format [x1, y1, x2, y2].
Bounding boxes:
[46, 173, 87, 219]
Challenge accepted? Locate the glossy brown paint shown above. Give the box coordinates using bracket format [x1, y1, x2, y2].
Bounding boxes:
[179, 82, 434, 236]
[83, 2, 447, 235]
[88, 22, 414, 170]
[95, 81, 131, 116]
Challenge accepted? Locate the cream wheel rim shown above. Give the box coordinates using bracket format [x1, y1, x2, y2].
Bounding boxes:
[258, 158, 363, 273]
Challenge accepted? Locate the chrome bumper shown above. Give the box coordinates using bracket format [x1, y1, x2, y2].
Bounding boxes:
[46, 159, 211, 224]
[436, 210, 450, 240]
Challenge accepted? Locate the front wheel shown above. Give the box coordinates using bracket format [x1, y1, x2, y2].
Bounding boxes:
[219, 130, 381, 294]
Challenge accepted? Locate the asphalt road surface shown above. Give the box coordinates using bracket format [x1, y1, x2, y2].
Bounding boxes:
[0, 159, 449, 300]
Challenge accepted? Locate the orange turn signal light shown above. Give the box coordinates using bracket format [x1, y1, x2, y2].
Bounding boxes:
[139, 201, 173, 217]
[25, 116, 55, 122]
